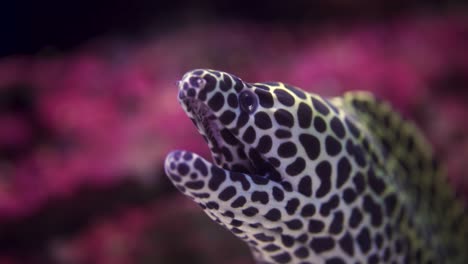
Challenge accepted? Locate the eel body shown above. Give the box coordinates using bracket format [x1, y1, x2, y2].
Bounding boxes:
[164, 69, 468, 264]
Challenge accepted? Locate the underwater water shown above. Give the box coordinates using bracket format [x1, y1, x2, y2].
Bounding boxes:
[0, 5, 467, 264]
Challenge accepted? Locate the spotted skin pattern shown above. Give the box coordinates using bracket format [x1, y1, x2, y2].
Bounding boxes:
[164, 69, 468, 264]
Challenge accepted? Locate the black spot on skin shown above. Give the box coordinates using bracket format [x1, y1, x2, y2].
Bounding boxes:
[301, 204, 316, 217]
[384, 193, 397, 216]
[336, 157, 351, 188]
[308, 219, 325, 233]
[194, 158, 208, 176]
[231, 229, 245, 236]
[352, 172, 365, 194]
[230, 219, 243, 227]
[353, 144, 367, 167]
[206, 201, 219, 210]
[242, 206, 259, 217]
[285, 198, 300, 215]
[329, 211, 344, 234]
[284, 84, 307, 99]
[339, 232, 354, 256]
[285, 219, 303, 230]
[330, 117, 346, 138]
[268, 157, 281, 168]
[182, 152, 193, 160]
[275, 129, 292, 138]
[227, 93, 238, 108]
[297, 102, 313, 128]
[310, 237, 335, 253]
[281, 235, 295, 248]
[252, 191, 269, 204]
[177, 163, 189, 176]
[297, 234, 308, 243]
[219, 110, 236, 125]
[220, 74, 232, 91]
[218, 186, 237, 201]
[363, 194, 383, 227]
[272, 186, 284, 201]
[275, 89, 295, 106]
[254, 111, 273, 129]
[325, 258, 346, 264]
[208, 92, 225, 111]
[221, 147, 233, 162]
[233, 77, 244, 92]
[248, 239, 258, 246]
[325, 136, 342, 156]
[251, 174, 269, 185]
[197, 88, 208, 101]
[231, 196, 247, 208]
[255, 88, 274, 108]
[187, 88, 196, 97]
[342, 188, 357, 204]
[281, 181, 293, 192]
[263, 244, 280, 252]
[298, 175, 312, 197]
[203, 74, 217, 92]
[186, 180, 204, 190]
[319, 194, 339, 216]
[255, 84, 271, 90]
[169, 173, 181, 183]
[367, 168, 386, 195]
[374, 233, 383, 249]
[208, 70, 221, 77]
[286, 157, 306, 176]
[299, 134, 320, 160]
[192, 70, 204, 76]
[220, 128, 239, 146]
[271, 252, 292, 264]
[294, 246, 309, 258]
[311, 97, 330, 115]
[208, 166, 226, 191]
[394, 239, 403, 254]
[232, 164, 249, 174]
[315, 161, 332, 198]
[314, 116, 327, 132]
[254, 233, 274, 242]
[236, 112, 249, 128]
[383, 247, 391, 261]
[349, 207, 363, 228]
[345, 139, 354, 155]
[278, 141, 297, 158]
[274, 109, 294, 127]
[230, 172, 251, 191]
[242, 126, 256, 144]
[368, 254, 379, 264]
[257, 135, 273, 153]
[264, 208, 282, 221]
[384, 223, 393, 240]
[357, 227, 371, 253]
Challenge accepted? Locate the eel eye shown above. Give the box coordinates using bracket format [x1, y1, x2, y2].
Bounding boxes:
[190, 77, 206, 89]
[239, 90, 258, 114]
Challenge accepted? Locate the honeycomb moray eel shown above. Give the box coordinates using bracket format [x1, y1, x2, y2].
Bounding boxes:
[164, 69, 468, 264]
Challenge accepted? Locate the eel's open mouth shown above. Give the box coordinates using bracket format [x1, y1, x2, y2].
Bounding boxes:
[182, 98, 281, 182]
